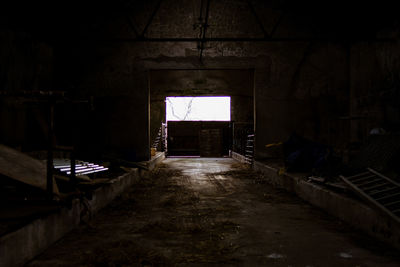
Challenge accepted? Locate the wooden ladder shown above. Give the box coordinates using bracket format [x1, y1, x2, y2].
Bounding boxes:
[245, 134, 254, 164]
[152, 125, 163, 149]
[340, 168, 400, 224]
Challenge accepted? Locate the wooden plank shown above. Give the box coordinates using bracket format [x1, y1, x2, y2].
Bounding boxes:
[0, 144, 59, 195]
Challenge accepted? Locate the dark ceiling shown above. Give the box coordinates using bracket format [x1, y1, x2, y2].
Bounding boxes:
[1, 0, 399, 43]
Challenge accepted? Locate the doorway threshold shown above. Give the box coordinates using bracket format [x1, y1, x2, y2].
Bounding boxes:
[167, 156, 201, 158]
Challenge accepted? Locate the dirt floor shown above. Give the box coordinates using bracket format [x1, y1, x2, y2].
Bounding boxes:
[27, 158, 400, 266]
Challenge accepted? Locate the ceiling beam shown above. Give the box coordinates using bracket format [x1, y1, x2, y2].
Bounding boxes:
[71, 37, 395, 43]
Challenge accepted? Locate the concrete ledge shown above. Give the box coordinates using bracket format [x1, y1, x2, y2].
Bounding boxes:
[252, 160, 400, 250]
[148, 152, 165, 171]
[88, 169, 139, 213]
[0, 200, 80, 267]
[139, 152, 165, 171]
[231, 151, 248, 164]
[0, 170, 139, 267]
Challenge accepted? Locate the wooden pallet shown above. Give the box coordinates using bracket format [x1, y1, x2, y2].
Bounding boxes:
[340, 168, 400, 224]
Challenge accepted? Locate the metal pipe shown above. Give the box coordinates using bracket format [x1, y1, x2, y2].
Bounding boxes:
[199, 0, 211, 61]
[199, 0, 204, 22]
[46, 102, 54, 200]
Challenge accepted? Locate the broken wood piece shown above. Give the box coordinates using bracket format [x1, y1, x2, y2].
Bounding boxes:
[0, 144, 59, 195]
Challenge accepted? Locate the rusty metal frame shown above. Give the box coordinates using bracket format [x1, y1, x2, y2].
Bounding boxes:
[269, 12, 285, 37]
[246, 0, 269, 38]
[125, 14, 139, 38]
[340, 168, 400, 224]
[140, 0, 163, 38]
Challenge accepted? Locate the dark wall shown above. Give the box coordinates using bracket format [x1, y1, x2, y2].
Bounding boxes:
[0, 30, 54, 150]
[254, 43, 350, 158]
[350, 43, 400, 142]
[49, 42, 151, 161]
[0, 30, 53, 92]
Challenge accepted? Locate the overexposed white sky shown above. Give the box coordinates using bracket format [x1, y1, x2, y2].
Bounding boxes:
[166, 96, 231, 121]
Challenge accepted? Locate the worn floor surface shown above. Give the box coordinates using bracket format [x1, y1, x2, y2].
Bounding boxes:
[28, 158, 400, 266]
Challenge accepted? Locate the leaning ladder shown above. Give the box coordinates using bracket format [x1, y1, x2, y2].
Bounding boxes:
[340, 168, 400, 224]
[152, 124, 166, 149]
[245, 134, 254, 164]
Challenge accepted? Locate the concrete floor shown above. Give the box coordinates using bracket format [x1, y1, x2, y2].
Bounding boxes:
[28, 158, 400, 266]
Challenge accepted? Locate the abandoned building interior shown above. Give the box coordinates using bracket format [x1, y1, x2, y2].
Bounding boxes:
[1, 0, 400, 266]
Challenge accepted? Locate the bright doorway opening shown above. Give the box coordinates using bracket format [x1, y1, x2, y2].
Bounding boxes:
[165, 96, 231, 157]
[166, 96, 231, 121]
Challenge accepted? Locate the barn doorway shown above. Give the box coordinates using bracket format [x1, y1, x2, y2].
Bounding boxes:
[166, 96, 231, 157]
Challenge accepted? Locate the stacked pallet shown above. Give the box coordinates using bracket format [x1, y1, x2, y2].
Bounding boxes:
[199, 129, 222, 157]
